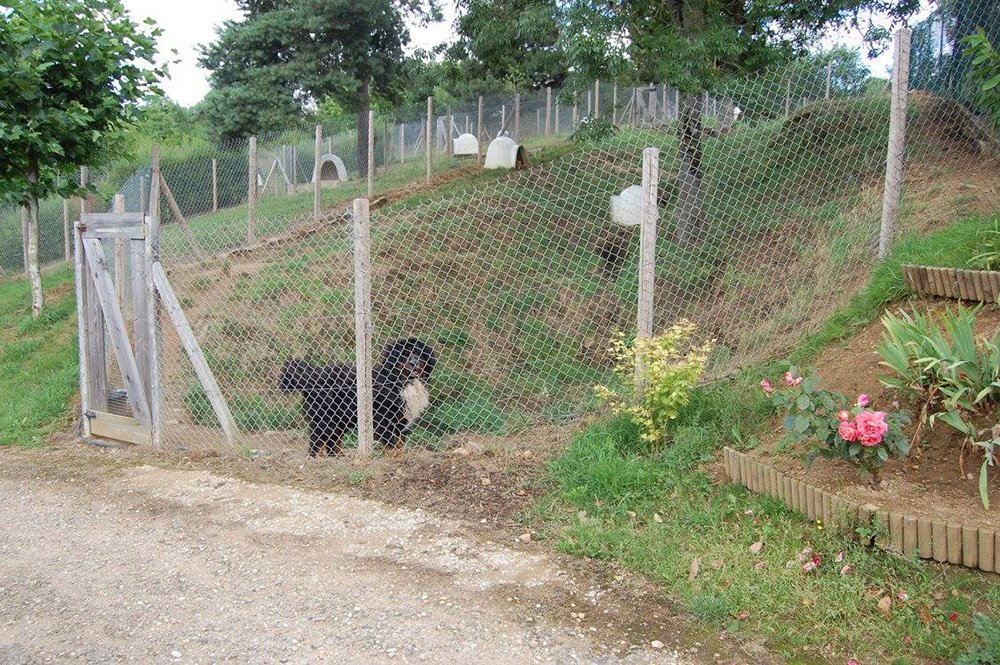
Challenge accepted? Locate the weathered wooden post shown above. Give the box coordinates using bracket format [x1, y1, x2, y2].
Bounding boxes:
[636, 147, 659, 390]
[594, 80, 601, 117]
[314, 125, 322, 223]
[113, 194, 126, 311]
[247, 136, 257, 242]
[353, 198, 373, 456]
[63, 198, 71, 262]
[211, 158, 218, 212]
[880, 28, 911, 259]
[513, 94, 521, 140]
[477, 96, 484, 165]
[399, 123, 406, 164]
[545, 86, 552, 136]
[367, 108, 375, 198]
[426, 96, 433, 184]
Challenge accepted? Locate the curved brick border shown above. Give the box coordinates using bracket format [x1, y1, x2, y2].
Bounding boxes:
[902, 264, 1000, 302]
[722, 447, 999, 574]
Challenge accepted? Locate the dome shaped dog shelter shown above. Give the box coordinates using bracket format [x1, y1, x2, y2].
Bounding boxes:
[453, 133, 479, 157]
[484, 136, 528, 170]
[311, 153, 349, 184]
[610, 185, 643, 226]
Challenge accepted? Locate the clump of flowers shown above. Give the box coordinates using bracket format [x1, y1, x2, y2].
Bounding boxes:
[596, 320, 714, 446]
[765, 366, 911, 486]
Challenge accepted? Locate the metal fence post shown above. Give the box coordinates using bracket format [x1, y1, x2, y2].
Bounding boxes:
[880, 28, 911, 259]
[314, 125, 322, 223]
[352, 198, 374, 456]
[247, 136, 257, 242]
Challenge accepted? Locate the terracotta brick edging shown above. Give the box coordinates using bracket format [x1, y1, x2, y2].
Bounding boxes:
[902, 264, 1000, 302]
[722, 447, 999, 574]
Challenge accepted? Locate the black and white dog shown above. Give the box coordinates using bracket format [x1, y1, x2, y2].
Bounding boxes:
[279, 338, 436, 457]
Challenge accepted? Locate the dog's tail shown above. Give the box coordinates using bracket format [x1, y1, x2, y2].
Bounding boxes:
[279, 358, 355, 392]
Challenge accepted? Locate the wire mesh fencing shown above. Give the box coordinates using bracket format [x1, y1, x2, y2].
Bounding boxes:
[123, 36, 998, 461]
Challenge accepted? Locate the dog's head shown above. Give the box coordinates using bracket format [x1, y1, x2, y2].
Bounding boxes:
[278, 358, 311, 393]
[379, 338, 436, 381]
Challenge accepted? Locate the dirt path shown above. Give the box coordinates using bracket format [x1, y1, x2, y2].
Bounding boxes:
[0, 447, 734, 665]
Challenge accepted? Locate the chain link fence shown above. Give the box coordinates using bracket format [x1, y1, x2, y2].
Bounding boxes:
[8, 20, 1000, 460]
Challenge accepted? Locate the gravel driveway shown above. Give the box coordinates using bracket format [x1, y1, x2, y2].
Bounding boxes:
[0, 449, 725, 664]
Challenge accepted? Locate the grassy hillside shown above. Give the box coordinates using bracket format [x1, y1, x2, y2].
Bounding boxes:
[162, 93, 1000, 451]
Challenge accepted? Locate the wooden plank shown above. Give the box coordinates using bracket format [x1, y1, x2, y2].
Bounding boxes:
[130, 238, 150, 407]
[82, 225, 146, 240]
[903, 515, 918, 555]
[82, 237, 151, 424]
[147, 147, 163, 447]
[81, 197, 108, 414]
[159, 175, 205, 259]
[962, 526, 978, 568]
[152, 261, 238, 444]
[113, 195, 127, 321]
[947, 523, 962, 564]
[932, 520, 947, 562]
[889, 513, 904, 552]
[353, 198, 374, 456]
[917, 518, 932, 559]
[81, 212, 146, 225]
[988, 271, 1000, 302]
[89, 410, 150, 446]
[73, 220, 92, 437]
[636, 147, 658, 391]
[979, 528, 995, 573]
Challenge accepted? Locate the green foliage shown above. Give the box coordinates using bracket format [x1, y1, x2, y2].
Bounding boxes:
[0, 0, 163, 205]
[595, 321, 713, 446]
[568, 116, 617, 144]
[960, 28, 1000, 128]
[0, 267, 78, 447]
[446, 0, 568, 91]
[968, 219, 1000, 271]
[956, 614, 1000, 665]
[766, 366, 911, 484]
[877, 306, 1000, 507]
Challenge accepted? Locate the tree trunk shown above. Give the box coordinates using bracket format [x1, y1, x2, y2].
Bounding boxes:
[356, 79, 371, 180]
[676, 92, 705, 246]
[25, 199, 44, 317]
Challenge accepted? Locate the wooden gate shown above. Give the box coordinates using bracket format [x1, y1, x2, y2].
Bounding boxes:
[74, 205, 239, 447]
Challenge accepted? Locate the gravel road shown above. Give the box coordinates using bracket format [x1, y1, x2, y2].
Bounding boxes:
[0, 451, 715, 664]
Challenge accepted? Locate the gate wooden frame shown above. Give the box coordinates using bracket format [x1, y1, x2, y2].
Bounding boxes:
[74, 158, 239, 447]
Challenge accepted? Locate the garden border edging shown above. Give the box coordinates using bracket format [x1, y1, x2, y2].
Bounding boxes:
[902, 264, 1000, 302]
[722, 447, 999, 574]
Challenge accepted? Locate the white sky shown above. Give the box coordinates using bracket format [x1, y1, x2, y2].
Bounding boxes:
[122, 0, 933, 108]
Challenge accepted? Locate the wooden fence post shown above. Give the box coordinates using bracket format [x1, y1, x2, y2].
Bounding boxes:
[880, 28, 911, 259]
[211, 158, 218, 212]
[314, 125, 323, 223]
[477, 96, 484, 165]
[367, 108, 375, 198]
[594, 80, 601, 117]
[446, 105, 454, 155]
[113, 194, 126, 312]
[147, 146, 162, 446]
[513, 94, 521, 140]
[63, 198, 71, 262]
[612, 83, 618, 119]
[572, 94, 578, 127]
[555, 99, 560, 134]
[545, 86, 552, 136]
[399, 123, 406, 164]
[426, 96, 433, 184]
[247, 136, 257, 242]
[353, 198, 374, 456]
[636, 147, 659, 389]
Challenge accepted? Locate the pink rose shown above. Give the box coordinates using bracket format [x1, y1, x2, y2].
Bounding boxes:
[760, 379, 773, 394]
[837, 410, 851, 422]
[854, 411, 888, 447]
[857, 394, 870, 407]
[784, 371, 795, 386]
[838, 420, 859, 442]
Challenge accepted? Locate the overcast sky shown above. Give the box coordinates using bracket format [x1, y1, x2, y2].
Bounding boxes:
[122, 0, 932, 109]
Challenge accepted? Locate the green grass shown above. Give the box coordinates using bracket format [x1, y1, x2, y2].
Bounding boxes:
[538, 213, 1000, 662]
[0, 266, 78, 447]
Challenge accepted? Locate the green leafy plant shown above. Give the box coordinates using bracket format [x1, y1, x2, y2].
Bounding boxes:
[960, 28, 1000, 129]
[877, 306, 1000, 508]
[956, 613, 1000, 665]
[569, 115, 617, 144]
[967, 219, 1000, 272]
[595, 320, 713, 446]
[765, 367, 911, 485]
